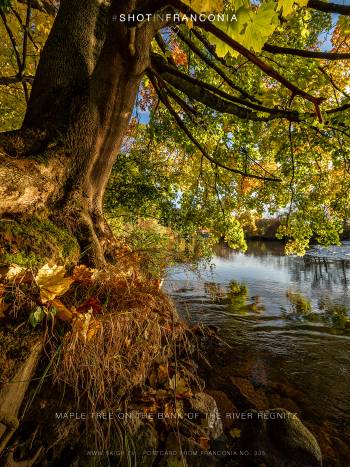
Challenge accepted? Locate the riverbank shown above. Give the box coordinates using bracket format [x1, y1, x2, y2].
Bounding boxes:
[2, 237, 350, 465]
[0, 259, 325, 467]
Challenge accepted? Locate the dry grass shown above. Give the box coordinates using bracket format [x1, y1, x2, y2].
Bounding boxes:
[1, 259, 202, 458]
[48, 265, 199, 453]
[55, 291, 186, 404]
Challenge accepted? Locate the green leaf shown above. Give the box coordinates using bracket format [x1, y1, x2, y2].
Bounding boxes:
[240, 1, 279, 52]
[29, 307, 46, 328]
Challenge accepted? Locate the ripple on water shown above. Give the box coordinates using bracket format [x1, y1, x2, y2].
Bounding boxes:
[165, 240, 350, 459]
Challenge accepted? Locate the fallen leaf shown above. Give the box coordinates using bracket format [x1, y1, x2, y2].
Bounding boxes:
[156, 389, 171, 399]
[76, 296, 102, 314]
[50, 298, 73, 322]
[35, 264, 73, 303]
[72, 310, 102, 341]
[86, 317, 102, 341]
[72, 264, 95, 283]
[229, 428, 241, 439]
[6, 264, 25, 281]
[169, 375, 193, 398]
[199, 436, 210, 449]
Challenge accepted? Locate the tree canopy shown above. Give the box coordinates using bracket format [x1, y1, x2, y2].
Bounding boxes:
[1, 0, 350, 257]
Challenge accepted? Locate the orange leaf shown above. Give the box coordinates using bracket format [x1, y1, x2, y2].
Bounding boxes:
[199, 437, 210, 449]
[76, 297, 102, 314]
[51, 298, 73, 322]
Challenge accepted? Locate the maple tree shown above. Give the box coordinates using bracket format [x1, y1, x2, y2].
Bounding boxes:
[0, 0, 350, 262]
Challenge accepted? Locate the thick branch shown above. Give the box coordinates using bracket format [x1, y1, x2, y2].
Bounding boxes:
[149, 71, 281, 182]
[307, 0, 350, 15]
[151, 53, 302, 122]
[175, 28, 255, 101]
[17, 0, 58, 16]
[263, 44, 350, 60]
[191, 28, 250, 77]
[169, 0, 325, 120]
[0, 76, 34, 85]
[155, 32, 177, 67]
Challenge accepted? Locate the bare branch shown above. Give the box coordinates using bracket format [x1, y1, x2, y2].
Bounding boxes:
[175, 27, 256, 102]
[0, 10, 23, 72]
[10, 6, 39, 51]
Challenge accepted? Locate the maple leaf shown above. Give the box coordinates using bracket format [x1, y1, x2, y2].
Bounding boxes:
[76, 297, 102, 314]
[169, 374, 193, 398]
[240, 1, 279, 52]
[182, 0, 224, 13]
[278, 0, 309, 17]
[50, 298, 73, 322]
[35, 264, 73, 303]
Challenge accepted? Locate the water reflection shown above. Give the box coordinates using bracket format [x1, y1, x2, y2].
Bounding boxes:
[164, 240, 350, 459]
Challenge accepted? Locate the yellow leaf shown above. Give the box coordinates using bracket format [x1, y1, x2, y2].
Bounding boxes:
[6, 264, 25, 281]
[169, 375, 193, 398]
[182, 0, 224, 13]
[72, 311, 102, 341]
[229, 428, 241, 438]
[35, 264, 73, 303]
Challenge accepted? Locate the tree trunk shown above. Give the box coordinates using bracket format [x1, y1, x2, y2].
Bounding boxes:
[0, 0, 157, 266]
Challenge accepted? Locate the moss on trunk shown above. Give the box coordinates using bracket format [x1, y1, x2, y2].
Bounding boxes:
[0, 217, 80, 268]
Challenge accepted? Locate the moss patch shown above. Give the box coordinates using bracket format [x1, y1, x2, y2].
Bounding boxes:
[0, 217, 80, 267]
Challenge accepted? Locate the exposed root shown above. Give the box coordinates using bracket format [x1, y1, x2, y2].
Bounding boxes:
[0, 341, 43, 455]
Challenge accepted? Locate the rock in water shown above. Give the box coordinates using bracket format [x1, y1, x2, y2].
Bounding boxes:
[187, 392, 223, 439]
[240, 408, 322, 467]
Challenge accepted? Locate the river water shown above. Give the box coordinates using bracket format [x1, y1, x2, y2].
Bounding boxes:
[164, 240, 350, 464]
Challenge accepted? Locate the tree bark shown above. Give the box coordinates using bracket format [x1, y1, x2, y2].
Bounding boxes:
[0, 0, 158, 266]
